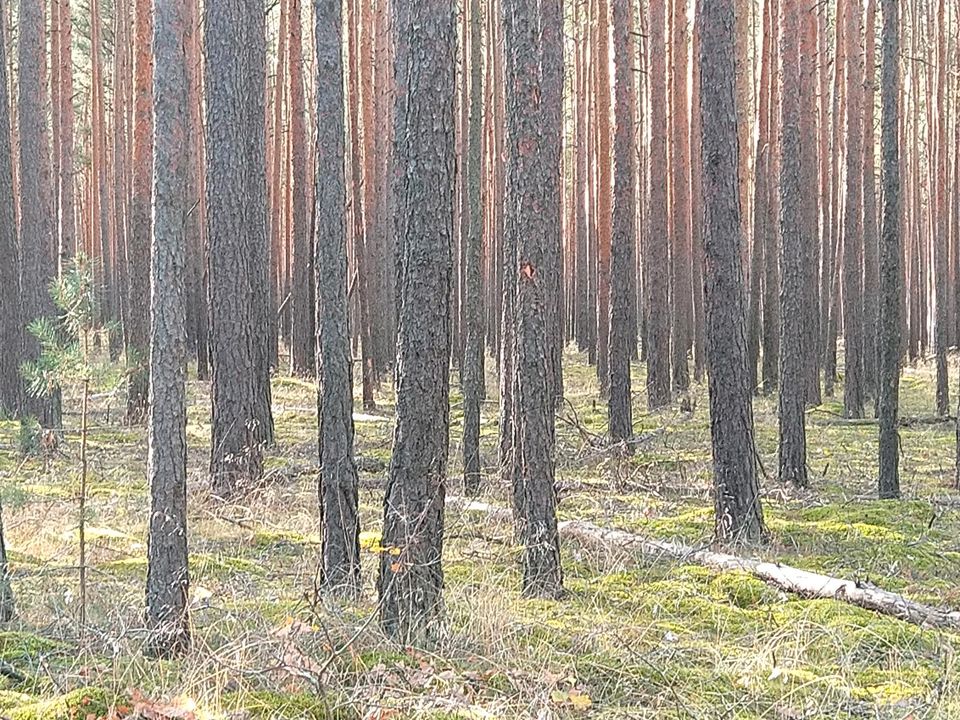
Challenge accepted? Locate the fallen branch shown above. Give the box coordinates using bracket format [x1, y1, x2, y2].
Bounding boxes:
[810, 414, 956, 428]
[444, 497, 960, 630]
[559, 520, 960, 631]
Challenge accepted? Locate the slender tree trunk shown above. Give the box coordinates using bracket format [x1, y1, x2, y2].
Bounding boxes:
[377, 0, 455, 644]
[800, 0, 821, 406]
[825, 0, 846, 395]
[778, 0, 808, 488]
[608, 0, 636, 442]
[699, 0, 765, 544]
[690, 15, 706, 383]
[670, 0, 691, 396]
[289, 0, 314, 376]
[316, 0, 360, 594]
[18, 0, 62, 430]
[0, 4, 20, 418]
[934, 0, 949, 417]
[762, 0, 781, 395]
[504, 0, 563, 598]
[842, 0, 866, 418]
[126, 0, 154, 424]
[862, 0, 880, 405]
[146, 0, 191, 658]
[462, 0, 485, 493]
[647, 0, 671, 408]
[595, 0, 612, 396]
[57, 0, 75, 269]
[878, 0, 901, 499]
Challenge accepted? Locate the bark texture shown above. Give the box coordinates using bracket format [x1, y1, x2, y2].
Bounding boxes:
[315, 0, 360, 594]
[646, 0, 671, 408]
[608, 0, 636, 442]
[205, 0, 273, 495]
[462, 0, 485, 494]
[503, 0, 564, 598]
[377, 0, 455, 644]
[0, 6, 19, 418]
[777, 0, 808, 488]
[698, 0, 765, 543]
[145, 0, 191, 657]
[18, 0, 62, 430]
[878, 0, 901, 499]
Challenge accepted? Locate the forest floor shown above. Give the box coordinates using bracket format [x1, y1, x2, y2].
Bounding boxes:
[0, 350, 959, 719]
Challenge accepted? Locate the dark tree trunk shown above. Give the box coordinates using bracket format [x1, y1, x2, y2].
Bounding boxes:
[933, 0, 948, 417]
[800, 0, 821, 406]
[462, 0, 485, 494]
[289, 0, 315, 377]
[698, 0, 766, 544]
[862, 0, 879, 404]
[377, 0, 454, 645]
[205, 0, 273, 495]
[646, 0, 671, 408]
[315, 0, 360, 594]
[18, 0, 62, 430]
[127, 0, 154, 425]
[878, 0, 901, 499]
[777, 0, 808, 488]
[608, 0, 636, 442]
[57, 0, 76, 269]
[594, 0, 612, 396]
[842, 0, 865, 419]
[504, 0, 563, 598]
[0, 4, 19, 418]
[145, 0, 191, 658]
[670, 0, 691, 396]
[761, 0, 780, 396]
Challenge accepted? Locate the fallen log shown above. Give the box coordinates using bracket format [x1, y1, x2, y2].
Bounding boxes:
[810, 414, 956, 428]
[558, 519, 960, 631]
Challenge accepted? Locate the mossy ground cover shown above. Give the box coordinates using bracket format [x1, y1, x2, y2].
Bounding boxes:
[0, 351, 959, 718]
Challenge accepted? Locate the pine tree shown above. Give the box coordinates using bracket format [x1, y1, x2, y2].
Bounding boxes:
[698, 0, 766, 543]
[316, 0, 360, 593]
[778, 0, 808, 487]
[377, 0, 455, 644]
[145, 0, 191, 658]
[205, 0, 274, 495]
[878, 0, 901, 499]
[0, 4, 19, 418]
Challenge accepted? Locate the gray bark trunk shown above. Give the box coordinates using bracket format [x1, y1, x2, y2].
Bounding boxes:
[145, 0, 191, 657]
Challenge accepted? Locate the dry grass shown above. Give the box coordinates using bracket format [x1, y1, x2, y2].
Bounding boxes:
[0, 350, 959, 718]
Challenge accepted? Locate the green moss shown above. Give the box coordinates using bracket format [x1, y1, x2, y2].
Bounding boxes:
[8, 687, 111, 720]
[0, 633, 67, 664]
[231, 691, 356, 720]
[191, 554, 265, 577]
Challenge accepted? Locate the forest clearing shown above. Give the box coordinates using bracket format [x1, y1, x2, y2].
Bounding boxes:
[0, 355, 958, 719]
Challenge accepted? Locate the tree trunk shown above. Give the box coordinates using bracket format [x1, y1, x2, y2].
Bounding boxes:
[608, 0, 636, 442]
[761, 0, 781, 395]
[778, 0, 808, 488]
[504, 0, 563, 597]
[646, 0, 671, 408]
[842, 0, 866, 419]
[878, 0, 901, 499]
[0, 4, 19, 418]
[57, 0, 76, 269]
[316, 0, 360, 594]
[933, 0, 948, 417]
[126, 0, 154, 424]
[670, 0, 691, 396]
[698, 0, 765, 543]
[862, 0, 880, 405]
[288, 0, 315, 376]
[377, 0, 454, 645]
[18, 0, 62, 430]
[205, 0, 273, 495]
[800, 0, 821, 406]
[595, 0, 612, 396]
[145, 0, 191, 658]
[462, 0, 485, 494]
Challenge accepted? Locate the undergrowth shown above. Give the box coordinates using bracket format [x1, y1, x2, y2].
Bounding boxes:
[0, 350, 957, 718]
